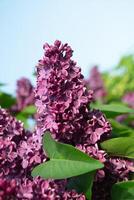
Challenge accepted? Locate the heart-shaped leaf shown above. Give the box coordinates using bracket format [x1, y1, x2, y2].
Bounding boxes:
[32, 132, 103, 179]
[101, 137, 134, 159]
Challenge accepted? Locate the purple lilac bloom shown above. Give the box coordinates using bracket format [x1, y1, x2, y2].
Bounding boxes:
[0, 108, 24, 177]
[35, 41, 109, 144]
[11, 77, 35, 113]
[86, 66, 107, 102]
[0, 177, 85, 200]
[0, 108, 84, 199]
[0, 178, 16, 200]
[16, 178, 85, 200]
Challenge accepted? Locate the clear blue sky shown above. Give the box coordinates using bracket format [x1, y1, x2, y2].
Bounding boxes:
[1, 0, 134, 94]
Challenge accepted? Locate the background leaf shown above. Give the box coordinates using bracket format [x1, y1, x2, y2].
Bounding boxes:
[109, 119, 134, 138]
[91, 103, 134, 118]
[0, 92, 16, 108]
[21, 105, 36, 116]
[101, 137, 134, 159]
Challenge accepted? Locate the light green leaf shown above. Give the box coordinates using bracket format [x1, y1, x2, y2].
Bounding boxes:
[21, 105, 36, 115]
[101, 137, 134, 159]
[32, 159, 101, 179]
[32, 132, 103, 179]
[91, 103, 134, 118]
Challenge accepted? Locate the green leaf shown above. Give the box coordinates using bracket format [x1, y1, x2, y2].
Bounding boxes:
[111, 181, 134, 200]
[32, 132, 103, 179]
[67, 171, 95, 200]
[109, 119, 134, 138]
[91, 103, 134, 118]
[0, 92, 16, 108]
[101, 137, 134, 159]
[32, 159, 101, 179]
[21, 105, 36, 116]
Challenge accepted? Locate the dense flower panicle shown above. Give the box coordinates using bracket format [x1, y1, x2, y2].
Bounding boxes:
[0, 107, 45, 177]
[0, 108, 24, 177]
[0, 108, 24, 137]
[106, 158, 134, 180]
[86, 66, 107, 101]
[0, 108, 84, 199]
[0, 177, 85, 200]
[18, 132, 45, 170]
[0, 178, 16, 200]
[35, 40, 93, 135]
[122, 92, 134, 108]
[16, 178, 85, 200]
[11, 77, 35, 113]
[35, 41, 111, 144]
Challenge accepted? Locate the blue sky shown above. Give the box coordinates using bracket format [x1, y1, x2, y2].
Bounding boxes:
[1, 0, 134, 94]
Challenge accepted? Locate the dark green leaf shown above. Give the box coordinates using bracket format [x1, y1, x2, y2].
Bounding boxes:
[67, 171, 95, 200]
[0, 92, 16, 108]
[111, 181, 134, 200]
[109, 119, 134, 138]
[101, 137, 134, 159]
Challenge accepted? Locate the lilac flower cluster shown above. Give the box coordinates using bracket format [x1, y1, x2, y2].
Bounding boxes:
[16, 178, 85, 200]
[0, 108, 85, 199]
[11, 77, 35, 113]
[35, 41, 111, 146]
[86, 66, 107, 102]
[35, 41, 134, 199]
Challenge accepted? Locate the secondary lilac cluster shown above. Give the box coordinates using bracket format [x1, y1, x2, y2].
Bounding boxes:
[116, 92, 134, 124]
[122, 92, 134, 108]
[11, 77, 35, 113]
[35, 41, 134, 200]
[0, 108, 85, 199]
[0, 108, 24, 177]
[86, 66, 107, 102]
